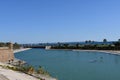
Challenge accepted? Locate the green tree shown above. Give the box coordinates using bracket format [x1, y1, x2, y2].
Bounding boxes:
[118, 39, 120, 42]
[88, 40, 92, 43]
[76, 43, 79, 48]
[114, 42, 120, 47]
[85, 40, 88, 43]
[57, 42, 61, 47]
[63, 44, 69, 48]
[13, 42, 21, 49]
[103, 39, 107, 43]
[0, 42, 6, 47]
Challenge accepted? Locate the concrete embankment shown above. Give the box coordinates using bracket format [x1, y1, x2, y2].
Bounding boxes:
[13, 48, 32, 53]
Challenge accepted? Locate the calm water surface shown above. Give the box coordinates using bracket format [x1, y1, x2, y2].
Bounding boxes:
[15, 49, 120, 80]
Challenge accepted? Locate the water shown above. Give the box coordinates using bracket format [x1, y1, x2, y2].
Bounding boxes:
[15, 49, 120, 80]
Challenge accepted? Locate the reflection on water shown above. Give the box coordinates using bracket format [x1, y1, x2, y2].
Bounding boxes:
[15, 49, 120, 80]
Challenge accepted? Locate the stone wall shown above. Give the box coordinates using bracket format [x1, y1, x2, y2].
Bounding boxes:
[0, 43, 14, 62]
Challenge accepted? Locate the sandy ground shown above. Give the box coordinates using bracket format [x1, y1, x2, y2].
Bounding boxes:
[73, 50, 120, 55]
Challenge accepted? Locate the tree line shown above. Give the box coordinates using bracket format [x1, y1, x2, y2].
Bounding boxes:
[0, 42, 21, 49]
[51, 39, 120, 50]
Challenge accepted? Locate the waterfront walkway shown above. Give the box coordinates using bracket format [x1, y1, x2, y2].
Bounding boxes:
[0, 62, 57, 80]
[0, 74, 9, 80]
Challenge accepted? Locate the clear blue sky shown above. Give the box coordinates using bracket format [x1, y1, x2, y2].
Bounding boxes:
[0, 0, 120, 43]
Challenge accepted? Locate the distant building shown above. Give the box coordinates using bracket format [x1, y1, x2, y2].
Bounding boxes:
[0, 43, 14, 63]
[45, 46, 51, 50]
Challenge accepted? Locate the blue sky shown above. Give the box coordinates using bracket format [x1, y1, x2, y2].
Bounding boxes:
[0, 0, 120, 43]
